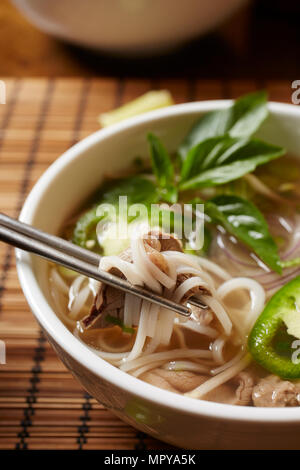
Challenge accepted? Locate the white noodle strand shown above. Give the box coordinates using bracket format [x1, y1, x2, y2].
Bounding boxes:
[185, 354, 251, 399]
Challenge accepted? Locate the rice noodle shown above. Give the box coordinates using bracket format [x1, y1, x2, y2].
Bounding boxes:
[69, 285, 90, 320]
[173, 324, 187, 348]
[123, 293, 134, 328]
[173, 276, 210, 303]
[201, 295, 232, 335]
[50, 268, 69, 295]
[163, 360, 210, 374]
[120, 348, 213, 372]
[194, 256, 232, 282]
[130, 237, 162, 293]
[217, 277, 265, 332]
[100, 256, 143, 285]
[158, 308, 175, 345]
[147, 303, 160, 338]
[68, 276, 90, 319]
[125, 299, 151, 361]
[131, 360, 167, 377]
[211, 336, 226, 364]
[185, 354, 251, 399]
[179, 319, 219, 338]
[211, 349, 244, 375]
[131, 296, 142, 326]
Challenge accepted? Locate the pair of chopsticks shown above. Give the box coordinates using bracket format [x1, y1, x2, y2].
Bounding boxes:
[0, 213, 207, 317]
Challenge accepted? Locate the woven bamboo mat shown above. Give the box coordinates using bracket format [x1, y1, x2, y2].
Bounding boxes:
[0, 78, 293, 450]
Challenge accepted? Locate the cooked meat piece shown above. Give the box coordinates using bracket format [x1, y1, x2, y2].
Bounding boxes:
[81, 283, 125, 329]
[108, 248, 132, 278]
[202, 371, 254, 405]
[252, 375, 300, 407]
[144, 242, 169, 274]
[233, 371, 255, 406]
[141, 368, 254, 405]
[145, 231, 183, 253]
[141, 369, 206, 394]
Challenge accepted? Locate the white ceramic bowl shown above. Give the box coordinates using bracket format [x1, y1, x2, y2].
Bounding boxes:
[12, 0, 247, 55]
[17, 101, 300, 449]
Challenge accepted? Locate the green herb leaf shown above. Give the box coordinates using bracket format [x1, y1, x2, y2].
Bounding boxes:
[105, 314, 135, 334]
[179, 90, 269, 160]
[100, 175, 159, 206]
[180, 137, 285, 190]
[148, 133, 177, 202]
[205, 195, 282, 273]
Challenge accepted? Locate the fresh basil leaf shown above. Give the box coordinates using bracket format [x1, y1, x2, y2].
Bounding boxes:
[100, 175, 159, 206]
[205, 195, 281, 273]
[148, 133, 174, 187]
[180, 137, 285, 190]
[179, 91, 268, 160]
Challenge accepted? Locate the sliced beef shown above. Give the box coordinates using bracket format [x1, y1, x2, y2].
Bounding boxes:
[141, 368, 254, 405]
[141, 369, 206, 394]
[233, 371, 255, 406]
[81, 284, 125, 329]
[145, 230, 183, 252]
[252, 375, 300, 407]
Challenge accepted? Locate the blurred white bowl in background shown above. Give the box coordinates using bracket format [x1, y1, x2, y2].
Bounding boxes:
[12, 0, 247, 55]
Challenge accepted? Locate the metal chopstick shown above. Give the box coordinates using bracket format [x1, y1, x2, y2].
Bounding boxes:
[0, 213, 207, 312]
[0, 213, 100, 266]
[0, 220, 192, 317]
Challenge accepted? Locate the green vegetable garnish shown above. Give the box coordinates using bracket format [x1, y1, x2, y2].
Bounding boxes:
[105, 314, 135, 334]
[248, 276, 300, 379]
[179, 90, 269, 161]
[205, 195, 281, 273]
[73, 91, 287, 272]
[99, 90, 174, 127]
[147, 132, 178, 203]
[180, 136, 285, 190]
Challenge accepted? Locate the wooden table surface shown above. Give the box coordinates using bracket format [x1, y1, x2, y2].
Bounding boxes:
[0, 77, 294, 450]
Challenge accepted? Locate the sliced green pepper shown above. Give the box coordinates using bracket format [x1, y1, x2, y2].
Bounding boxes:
[72, 206, 101, 251]
[248, 276, 300, 379]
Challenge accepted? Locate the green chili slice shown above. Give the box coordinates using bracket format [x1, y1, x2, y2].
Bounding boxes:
[248, 276, 300, 379]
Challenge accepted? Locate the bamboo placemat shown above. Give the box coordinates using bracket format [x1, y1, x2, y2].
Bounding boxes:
[0, 78, 293, 450]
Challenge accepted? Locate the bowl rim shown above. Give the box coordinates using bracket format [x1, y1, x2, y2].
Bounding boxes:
[17, 99, 300, 424]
